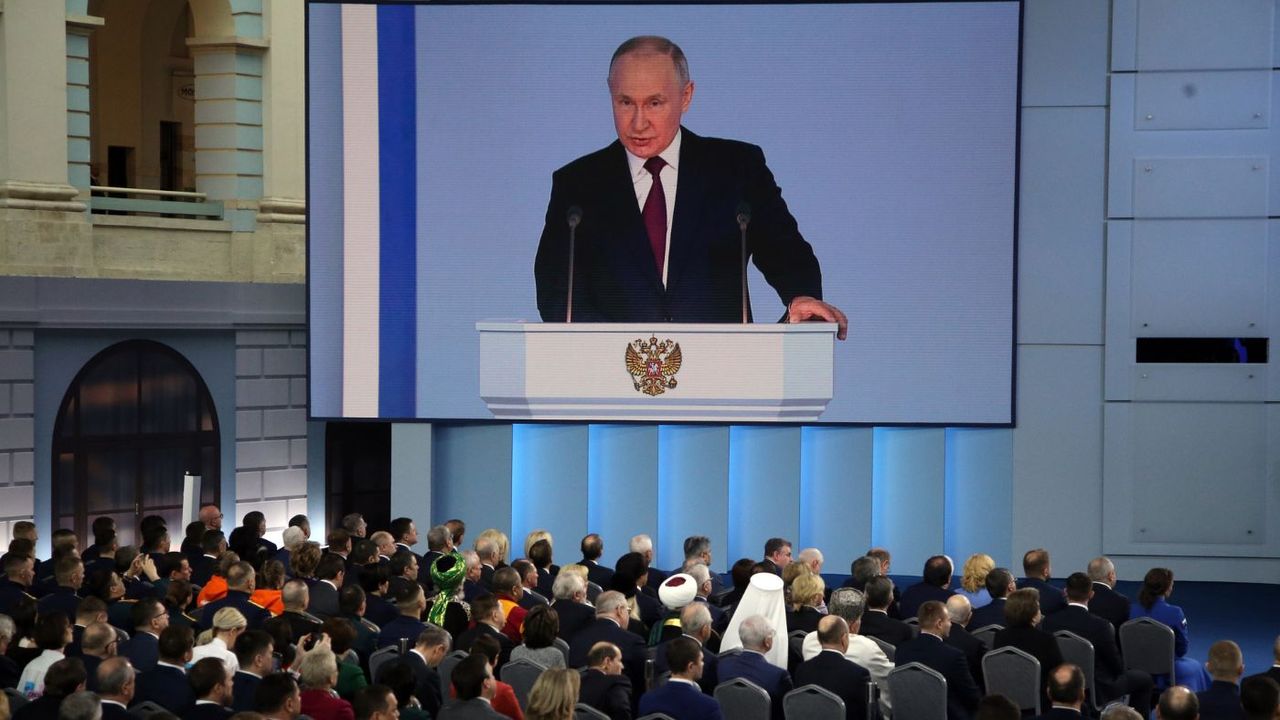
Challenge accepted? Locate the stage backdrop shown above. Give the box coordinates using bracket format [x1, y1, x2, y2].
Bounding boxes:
[307, 0, 1021, 425]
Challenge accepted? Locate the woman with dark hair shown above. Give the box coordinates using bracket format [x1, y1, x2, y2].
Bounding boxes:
[1129, 567, 1211, 691]
[511, 605, 565, 668]
[992, 588, 1062, 693]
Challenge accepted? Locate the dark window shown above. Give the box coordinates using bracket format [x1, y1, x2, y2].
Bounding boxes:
[325, 422, 391, 534]
[52, 340, 220, 545]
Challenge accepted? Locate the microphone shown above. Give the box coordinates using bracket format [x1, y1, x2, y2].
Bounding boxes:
[737, 202, 751, 323]
[565, 206, 583, 323]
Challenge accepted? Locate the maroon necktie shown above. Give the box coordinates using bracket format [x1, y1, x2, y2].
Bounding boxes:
[642, 156, 668, 276]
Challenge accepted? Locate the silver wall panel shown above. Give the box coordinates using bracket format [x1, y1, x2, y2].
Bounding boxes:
[1103, 402, 1280, 556]
[1132, 157, 1268, 218]
[1112, 0, 1274, 71]
[1129, 365, 1266, 401]
[1021, 0, 1109, 107]
[1134, 71, 1270, 131]
[1018, 108, 1106, 345]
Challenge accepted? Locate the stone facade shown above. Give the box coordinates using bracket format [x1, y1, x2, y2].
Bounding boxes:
[0, 329, 35, 548]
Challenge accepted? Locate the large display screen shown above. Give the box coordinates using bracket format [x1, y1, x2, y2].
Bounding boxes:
[307, 0, 1021, 425]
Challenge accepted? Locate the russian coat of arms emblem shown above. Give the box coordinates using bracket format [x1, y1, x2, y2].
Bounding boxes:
[624, 336, 682, 396]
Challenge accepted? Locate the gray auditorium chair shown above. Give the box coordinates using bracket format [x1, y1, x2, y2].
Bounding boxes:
[783, 684, 845, 720]
[970, 623, 1003, 650]
[1119, 617, 1175, 678]
[788, 630, 807, 660]
[637, 714, 677, 720]
[501, 657, 547, 709]
[714, 676, 772, 720]
[1055, 629, 1124, 712]
[368, 645, 398, 684]
[128, 701, 167, 718]
[553, 636, 571, 665]
[983, 645, 1041, 715]
[887, 662, 947, 720]
[438, 648, 469, 696]
[574, 704, 610, 720]
[867, 635, 896, 662]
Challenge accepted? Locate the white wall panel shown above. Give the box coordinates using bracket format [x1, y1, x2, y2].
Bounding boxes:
[1112, 0, 1274, 71]
[1021, 0, 1109, 107]
[1134, 71, 1270, 131]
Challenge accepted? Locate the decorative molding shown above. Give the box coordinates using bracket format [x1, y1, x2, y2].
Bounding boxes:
[186, 36, 269, 53]
[64, 14, 104, 34]
[257, 197, 305, 224]
[0, 181, 86, 213]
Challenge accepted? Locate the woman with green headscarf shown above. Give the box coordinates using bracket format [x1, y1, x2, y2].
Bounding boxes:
[427, 551, 471, 641]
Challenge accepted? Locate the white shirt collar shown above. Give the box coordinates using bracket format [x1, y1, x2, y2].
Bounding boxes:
[625, 128, 682, 180]
[1068, 602, 1089, 610]
[669, 677, 699, 688]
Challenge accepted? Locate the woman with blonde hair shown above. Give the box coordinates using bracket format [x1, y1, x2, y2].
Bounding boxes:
[786, 573, 826, 633]
[956, 553, 995, 609]
[523, 529, 553, 559]
[525, 667, 580, 720]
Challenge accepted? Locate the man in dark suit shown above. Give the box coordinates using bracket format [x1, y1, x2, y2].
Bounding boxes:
[758, 538, 793, 577]
[1242, 675, 1280, 720]
[1197, 640, 1247, 720]
[252, 672, 303, 719]
[1086, 556, 1130, 635]
[578, 534, 615, 590]
[534, 36, 847, 336]
[456, 595, 514, 673]
[895, 600, 981, 720]
[512, 559, 550, 610]
[376, 583, 427, 651]
[900, 555, 957, 620]
[551, 573, 596, 643]
[1158, 686, 1201, 720]
[389, 517, 422, 566]
[37, 556, 84, 623]
[1039, 663, 1088, 720]
[1042, 573, 1152, 717]
[190, 530, 226, 588]
[122, 598, 167, 672]
[579, 641, 634, 720]
[420, 524, 453, 592]
[943, 596, 986, 690]
[96, 656, 137, 720]
[132, 624, 195, 713]
[717, 614, 793, 720]
[376, 625, 448, 719]
[475, 537, 501, 591]
[309, 554, 344, 619]
[968, 567, 1016, 630]
[794, 615, 869, 720]
[230, 629, 274, 712]
[1018, 548, 1066, 616]
[1246, 635, 1280, 688]
[860, 576, 913, 648]
[653, 603, 719, 694]
[198, 561, 272, 631]
[0, 553, 36, 617]
[439, 653, 507, 720]
[639, 636, 723, 720]
[187, 657, 235, 718]
[570, 591, 649, 712]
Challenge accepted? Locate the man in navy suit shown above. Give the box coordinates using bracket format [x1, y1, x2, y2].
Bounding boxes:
[198, 561, 271, 631]
[1242, 675, 1280, 719]
[1197, 640, 1247, 719]
[899, 555, 956, 620]
[860, 576, 914, 648]
[968, 567, 1015, 630]
[1040, 663, 1089, 720]
[132, 624, 195, 713]
[569, 591, 649, 713]
[123, 597, 167, 672]
[1086, 556, 1130, 635]
[639, 636, 723, 720]
[551, 573, 596, 643]
[718, 614, 793, 720]
[96, 656, 137, 720]
[653, 603, 720, 694]
[895, 600, 980, 720]
[534, 35, 847, 336]
[1245, 635, 1280, 689]
[577, 534, 615, 590]
[1018, 548, 1066, 616]
[794, 615, 869, 720]
[231, 629, 274, 712]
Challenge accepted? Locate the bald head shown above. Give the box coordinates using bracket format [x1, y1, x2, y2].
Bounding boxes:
[816, 615, 849, 651]
[1157, 686, 1200, 720]
[945, 594, 972, 625]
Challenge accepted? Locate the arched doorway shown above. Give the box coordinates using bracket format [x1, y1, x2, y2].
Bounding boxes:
[51, 340, 221, 545]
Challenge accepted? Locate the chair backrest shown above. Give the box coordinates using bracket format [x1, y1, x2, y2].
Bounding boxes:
[368, 645, 399, 684]
[783, 684, 846, 720]
[500, 657, 548, 709]
[439, 649, 470, 696]
[1119, 617, 1176, 676]
[574, 703, 610, 720]
[904, 617, 919, 627]
[637, 714, 678, 720]
[867, 635, 896, 662]
[718, 647, 743, 659]
[970, 624, 1003, 650]
[129, 701, 168, 719]
[714, 677, 773, 720]
[586, 581, 603, 603]
[788, 630, 807, 660]
[653, 671, 671, 688]
[887, 662, 948, 720]
[553, 636, 571, 665]
[1054, 630, 1110, 712]
[982, 646, 1042, 714]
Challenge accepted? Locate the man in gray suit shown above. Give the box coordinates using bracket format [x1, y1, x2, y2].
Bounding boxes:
[438, 653, 505, 719]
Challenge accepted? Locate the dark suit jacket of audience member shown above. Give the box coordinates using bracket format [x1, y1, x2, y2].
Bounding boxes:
[132, 663, 193, 714]
[1247, 665, 1280, 687]
[639, 678, 723, 720]
[455, 622, 514, 671]
[581, 559, 614, 590]
[794, 649, 870, 720]
[101, 702, 134, 720]
[185, 700, 235, 719]
[309, 579, 341, 619]
[271, 547, 293, 576]
[578, 668, 633, 720]
[717, 649, 794, 720]
[1018, 577, 1067, 615]
[232, 670, 262, 712]
[198, 590, 272, 631]
[81, 654, 102, 692]
[570, 618, 648, 712]
[1035, 707, 1087, 720]
[945, 624, 986, 689]
[895, 633, 981, 720]
[859, 610, 914, 648]
[1042, 605, 1129, 690]
[123, 631, 159, 672]
[364, 594, 397, 628]
[36, 586, 80, 624]
[1088, 583, 1130, 635]
[1196, 680, 1247, 720]
[967, 598, 1007, 630]
[13, 693, 68, 720]
[634, 588, 663, 630]
[653, 636, 719, 694]
[517, 589, 549, 610]
[376, 615, 427, 651]
[462, 579, 487, 602]
[438, 697, 508, 719]
[0, 653, 18, 689]
[552, 599, 596, 642]
[377, 649, 443, 719]
[899, 583, 955, 621]
[420, 550, 444, 591]
[479, 564, 496, 590]
[282, 609, 324, 646]
[993, 625, 1064, 693]
[190, 554, 219, 587]
[536, 569, 556, 599]
[786, 606, 824, 635]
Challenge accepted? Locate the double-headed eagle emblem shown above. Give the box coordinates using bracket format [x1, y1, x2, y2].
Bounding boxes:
[624, 336, 682, 396]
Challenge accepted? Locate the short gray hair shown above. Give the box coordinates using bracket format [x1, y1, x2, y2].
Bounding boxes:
[426, 525, 451, 551]
[595, 590, 627, 617]
[96, 656, 135, 695]
[1087, 556, 1114, 582]
[681, 602, 711, 635]
[827, 588, 867, 624]
[1101, 705, 1143, 720]
[462, 550, 480, 570]
[474, 538, 497, 561]
[738, 615, 774, 650]
[629, 534, 653, 554]
[609, 36, 690, 86]
[552, 572, 584, 601]
[0, 614, 15, 642]
[798, 548, 823, 565]
[59, 691, 103, 720]
[685, 563, 710, 586]
[852, 556, 881, 585]
[282, 526, 306, 550]
[417, 625, 451, 650]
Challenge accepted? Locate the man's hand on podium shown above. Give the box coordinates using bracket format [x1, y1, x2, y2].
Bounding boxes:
[788, 295, 848, 340]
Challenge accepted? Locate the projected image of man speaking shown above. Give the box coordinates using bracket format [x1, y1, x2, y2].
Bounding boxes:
[533, 36, 849, 340]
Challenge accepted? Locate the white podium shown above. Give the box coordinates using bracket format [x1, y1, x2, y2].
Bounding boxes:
[477, 322, 837, 422]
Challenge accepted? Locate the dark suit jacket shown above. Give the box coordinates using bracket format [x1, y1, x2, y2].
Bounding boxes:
[123, 631, 159, 672]
[895, 633, 981, 720]
[1247, 666, 1280, 687]
[1197, 680, 1246, 720]
[1042, 605, 1125, 688]
[198, 589, 272, 631]
[1087, 583, 1130, 634]
[634, 588, 663, 630]
[786, 607, 824, 635]
[310, 580, 341, 618]
[899, 583, 955, 620]
[13, 693, 66, 720]
[133, 663, 193, 713]
[1034, 708, 1086, 720]
[365, 594, 398, 628]
[232, 671, 262, 712]
[653, 636, 719, 694]
[552, 599, 597, 643]
[1019, 577, 1067, 615]
[794, 649, 870, 720]
[993, 625, 1064, 693]
[377, 649, 443, 719]
[535, 129, 824, 325]
[0, 653, 18, 689]
[639, 678, 723, 720]
[860, 610, 914, 648]
[945, 624, 986, 689]
[35, 586, 79, 623]
[968, 598, 1008, 630]
[100, 702, 134, 720]
[438, 697, 508, 719]
[190, 554, 219, 588]
[570, 618, 648, 712]
[578, 559, 614, 590]
[455, 623, 514, 672]
[184, 702, 234, 719]
[81, 654, 102, 692]
[717, 650, 794, 720]
[479, 564, 496, 590]
[578, 668, 633, 720]
[377, 615, 427, 651]
[535, 568, 556, 599]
